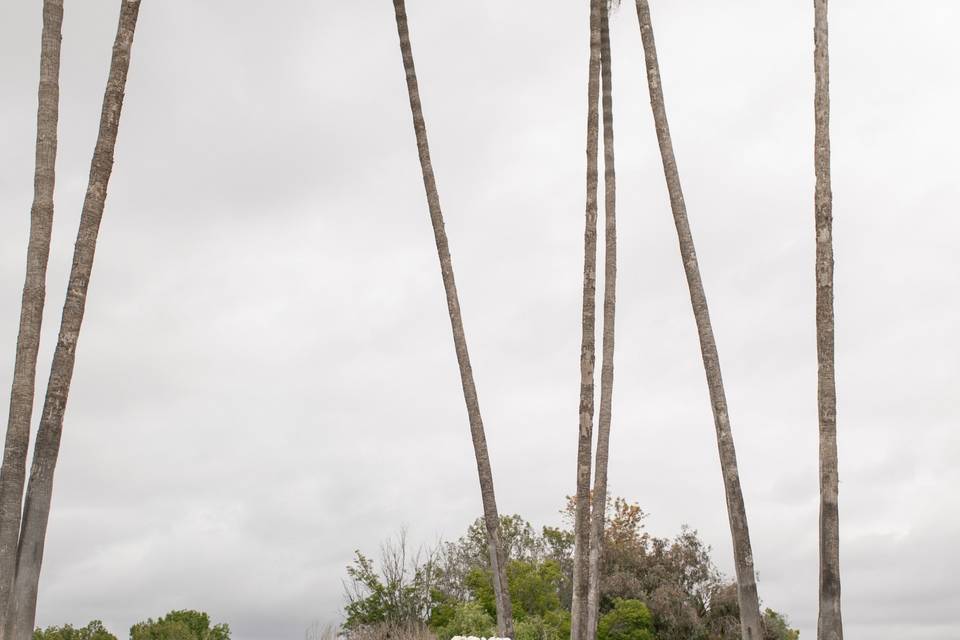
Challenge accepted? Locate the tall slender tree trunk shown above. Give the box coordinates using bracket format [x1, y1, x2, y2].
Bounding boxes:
[570, 1, 602, 639]
[5, 3, 142, 638]
[586, 2, 618, 638]
[0, 1, 64, 630]
[390, 2, 514, 637]
[633, 3, 762, 639]
[814, 2, 843, 639]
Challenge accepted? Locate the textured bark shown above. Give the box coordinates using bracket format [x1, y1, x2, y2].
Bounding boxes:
[570, 2, 602, 640]
[5, 3, 141, 638]
[814, 2, 843, 639]
[633, 3, 762, 639]
[0, 1, 63, 631]
[390, 2, 514, 637]
[586, 2, 617, 638]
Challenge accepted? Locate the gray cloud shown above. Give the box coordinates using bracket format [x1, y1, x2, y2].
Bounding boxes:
[1, 1, 958, 639]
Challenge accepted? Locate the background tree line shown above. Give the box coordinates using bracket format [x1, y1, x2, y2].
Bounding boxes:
[32, 610, 228, 640]
[342, 498, 798, 640]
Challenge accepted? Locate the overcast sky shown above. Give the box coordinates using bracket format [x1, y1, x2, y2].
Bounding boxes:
[1, 1, 958, 639]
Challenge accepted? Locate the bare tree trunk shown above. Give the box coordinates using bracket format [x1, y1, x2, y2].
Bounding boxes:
[570, 1, 602, 639]
[814, 2, 843, 639]
[0, 1, 64, 631]
[5, 3, 142, 638]
[633, 3, 762, 639]
[390, 2, 514, 637]
[586, 1, 617, 638]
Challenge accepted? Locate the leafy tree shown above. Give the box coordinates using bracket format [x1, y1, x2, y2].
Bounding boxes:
[700, 583, 741, 640]
[509, 560, 564, 620]
[437, 558, 568, 640]
[762, 609, 800, 640]
[541, 526, 575, 609]
[458, 515, 545, 567]
[129, 610, 229, 640]
[426, 590, 458, 632]
[33, 621, 117, 640]
[466, 559, 564, 622]
[344, 552, 392, 627]
[514, 611, 570, 640]
[343, 532, 440, 630]
[431, 602, 494, 640]
[596, 600, 654, 640]
[345, 501, 797, 640]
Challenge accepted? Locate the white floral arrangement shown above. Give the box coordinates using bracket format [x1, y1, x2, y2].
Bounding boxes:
[450, 636, 512, 640]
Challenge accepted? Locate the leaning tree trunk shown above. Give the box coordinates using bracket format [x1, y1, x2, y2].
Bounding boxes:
[5, 3, 142, 639]
[814, 1, 843, 639]
[390, 2, 514, 637]
[633, 2, 762, 639]
[586, 1, 618, 638]
[570, 2, 603, 640]
[0, 1, 64, 630]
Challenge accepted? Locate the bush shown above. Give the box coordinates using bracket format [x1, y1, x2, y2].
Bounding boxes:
[432, 602, 495, 640]
[513, 611, 570, 640]
[597, 599, 655, 640]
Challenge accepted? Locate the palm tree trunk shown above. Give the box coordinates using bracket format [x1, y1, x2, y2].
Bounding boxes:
[633, 3, 762, 639]
[570, 1, 602, 639]
[390, 2, 514, 637]
[5, 3, 142, 638]
[586, 2, 617, 638]
[814, 2, 843, 639]
[0, 1, 64, 630]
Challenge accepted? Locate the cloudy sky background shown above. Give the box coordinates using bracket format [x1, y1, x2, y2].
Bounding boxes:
[1, 1, 958, 639]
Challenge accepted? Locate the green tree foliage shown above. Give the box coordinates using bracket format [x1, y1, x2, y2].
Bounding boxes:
[762, 609, 800, 640]
[342, 499, 799, 640]
[431, 601, 495, 640]
[508, 560, 564, 619]
[540, 526, 575, 609]
[465, 560, 563, 621]
[699, 583, 741, 640]
[513, 610, 570, 640]
[343, 531, 440, 630]
[129, 610, 230, 640]
[596, 600, 655, 640]
[33, 621, 117, 640]
[456, 558, 569, 640]
[344, 551, 394, 627]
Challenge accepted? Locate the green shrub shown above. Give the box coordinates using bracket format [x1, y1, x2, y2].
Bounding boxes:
[597, 599, 655, 640]
[432, 601, 495, 640]
[514, 611, 570, 640]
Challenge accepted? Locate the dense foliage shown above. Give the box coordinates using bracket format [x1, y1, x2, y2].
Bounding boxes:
[596, 599, 654, 640]
[34, 611, 230, 640]
[34, 621, 117, 640]
[342, 498, 799, 640]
